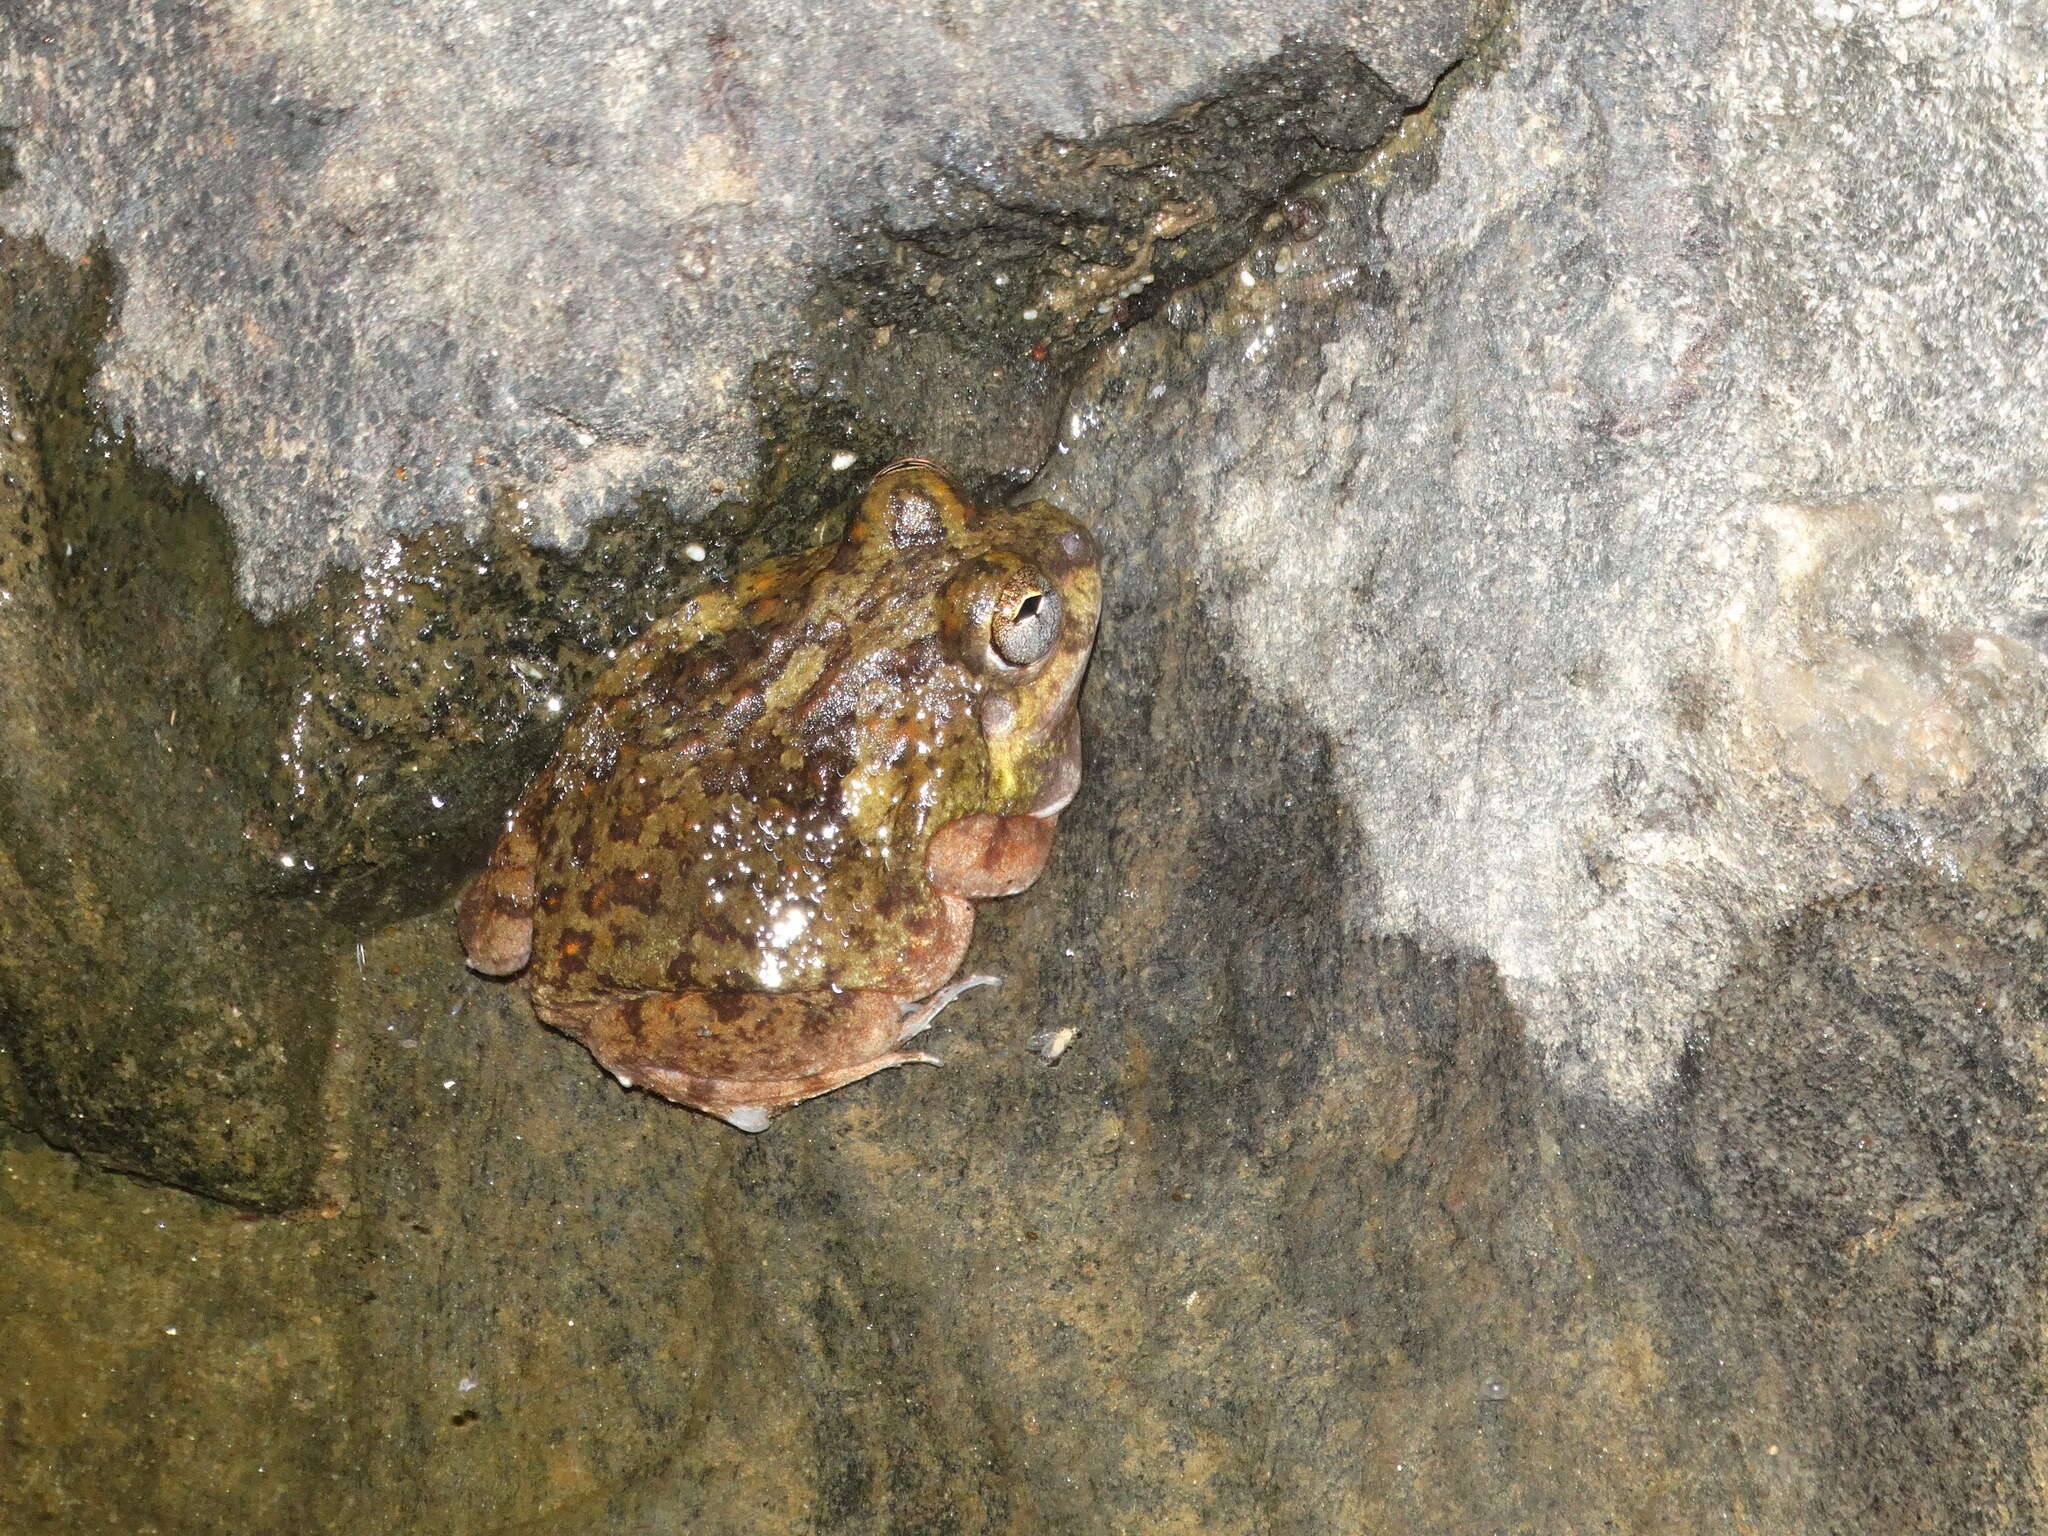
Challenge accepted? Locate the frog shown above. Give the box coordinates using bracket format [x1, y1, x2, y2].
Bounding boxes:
[457, 459, 1101, 1131]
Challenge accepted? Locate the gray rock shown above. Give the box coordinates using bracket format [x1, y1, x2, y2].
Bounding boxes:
[1042, 0, 2048, 1107]
[1, 0, 1473, 613]
[4, 0, 2046, 1528]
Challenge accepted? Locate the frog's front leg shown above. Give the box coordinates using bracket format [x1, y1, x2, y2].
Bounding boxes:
[924, 811, 1060, 898]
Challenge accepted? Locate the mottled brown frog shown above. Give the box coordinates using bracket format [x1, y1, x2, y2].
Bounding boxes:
[457, 460, 1100, 1131]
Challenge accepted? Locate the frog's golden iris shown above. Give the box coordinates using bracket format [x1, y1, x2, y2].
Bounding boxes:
[458, 461, 1101, 1130]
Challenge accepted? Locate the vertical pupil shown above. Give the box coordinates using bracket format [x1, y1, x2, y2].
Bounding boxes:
[991, 585, 1057, 666]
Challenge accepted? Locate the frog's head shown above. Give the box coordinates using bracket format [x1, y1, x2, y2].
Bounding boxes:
[858, 460, 1101, 818]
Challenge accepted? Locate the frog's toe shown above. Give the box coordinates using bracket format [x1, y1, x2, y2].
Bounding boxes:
[896, 973, 999, 1042]
[718, 1105, 776, 1133]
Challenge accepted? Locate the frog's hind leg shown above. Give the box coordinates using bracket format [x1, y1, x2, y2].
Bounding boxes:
[694, 974, 999, 1130]
[635, 1049, 945, 1133]
[457, 862, 536, 975]
[531, 984, 954, 1132]
[456, 766, 556, 975]
[693, 975, 1000, 1126]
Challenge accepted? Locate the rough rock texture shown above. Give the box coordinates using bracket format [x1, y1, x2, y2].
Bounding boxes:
[1042, 0, 2048, 1107]
[0, 247, 333, 1208]
[6, 0, 2048, 1532]
[0, 0, 1462, 1203]
[2, 0, 1470, 613]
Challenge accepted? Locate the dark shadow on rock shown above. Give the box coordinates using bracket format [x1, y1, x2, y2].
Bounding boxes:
[799, 42, 1418, 499]
[0, 240, 331, 1208]
[1673, 839, 2048, 1531]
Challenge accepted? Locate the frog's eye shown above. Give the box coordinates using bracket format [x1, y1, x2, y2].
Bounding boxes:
[942, 560, 1062, 672]
[991, 586, 1061, 667]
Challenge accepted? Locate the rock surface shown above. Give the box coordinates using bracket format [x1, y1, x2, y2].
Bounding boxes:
[3, 0, 1470, 613]
[5, 0, 2048, 1531]
[0, 0, 1462, 1203]
[0, 247, 333, 1209]
[1042, 0, 2048, 1107]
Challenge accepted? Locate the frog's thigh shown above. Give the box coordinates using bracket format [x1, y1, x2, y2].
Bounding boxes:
[533, 985, 936, 1127]
[535, 986, 905, 1083]
[925, 811, 1058, 899]
[457, 863, 536, 975]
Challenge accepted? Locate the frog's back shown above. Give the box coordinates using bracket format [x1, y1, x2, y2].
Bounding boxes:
[527, 543, 987, 997]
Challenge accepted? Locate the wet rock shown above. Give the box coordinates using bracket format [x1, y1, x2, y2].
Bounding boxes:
[801, 41, 1414, 491]
[0, 1, 1468, 1202]
[0, 246, 328, 1210]
[3, 0, 2046, 1529]
[1, 0, 1473, 614]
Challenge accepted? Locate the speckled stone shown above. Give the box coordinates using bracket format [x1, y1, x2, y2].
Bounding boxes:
[0, 0, 1473, 614]
[4, 0, 2046, 1528]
